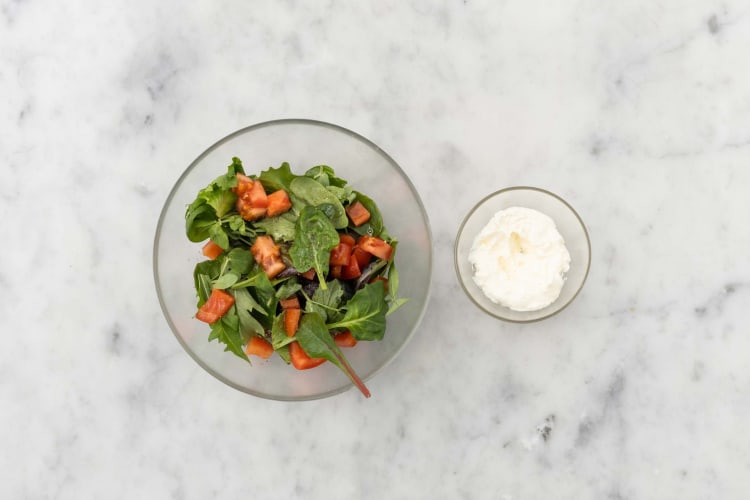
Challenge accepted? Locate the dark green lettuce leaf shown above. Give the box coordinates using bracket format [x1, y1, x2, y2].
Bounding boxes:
[327, 282, 387, 340]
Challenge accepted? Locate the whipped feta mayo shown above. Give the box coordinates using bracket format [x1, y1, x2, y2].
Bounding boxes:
[468, 206, 570, 311]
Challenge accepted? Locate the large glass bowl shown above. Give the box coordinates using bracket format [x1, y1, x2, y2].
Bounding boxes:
[454, 187, 590, 323]
[154, 119, 432, 400]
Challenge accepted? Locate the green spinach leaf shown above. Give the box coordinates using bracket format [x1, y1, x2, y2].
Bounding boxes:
[387, 298, 409, 316]
[230, 265, 278, 329]
[194, 259, 222, 307]
[208, 221, 230, 250]
[304, 165, 347, 188]
[384, 249, 408, 315]
[212, 248, 254, 289]
[271, 312, 296, 351]
[232, 288, 266, 342]
[225, 248, 254, 273]
[195, 274, 213, 308]
[200, 185, 236, 219]
[290, 176, 348, 228]
[197, 158, 244, 215]
[207, 307, 250, 363]
[253, 270, 278, 316]
[254, 212, 297, 242]
[327, 282, 387, 340]
[385, 241, 399, 300]
[289, 206, 340, 290]
[212, 273, 238, 290]
[350, 191, 384, 237]
[225, 214, 247, 233]
[305, 279, 344, 323]
[185, 158, 245, 242]
[326, 185, 356, 204]
[275, 277, 302, 300]
[186, 203, 217, 242]
[295, 313, 370, 397]
[259, 162, 297, 191]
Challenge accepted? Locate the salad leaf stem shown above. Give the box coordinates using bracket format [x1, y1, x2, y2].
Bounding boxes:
[296, 313, 370, 398]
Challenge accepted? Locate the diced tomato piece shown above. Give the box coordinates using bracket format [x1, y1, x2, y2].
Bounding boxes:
[357, 235, 393, 261]
[339, 234, 356, 247]
[247, 179, 269, 208]
[264, 260, 286, 279]
[329, 241, 354, 266]
[351, 246, 372, 269]
[236, 176, 269, 220]
[195, 289, 235, 324]
[346, 201, 371, 227]
[245, 336, 273, 359]
[250, 235, 278, 260]
[370, 276, 389, 292]
[280, 296, 300, 310]
[334, 331, 358, 347]
[235, 173, 254, 195]
[330, 265, 342, 279]
[266, 190, 292, 217]
[202, 240, 224, 260]
[250, 235, 286, 279]
[284, 308, 302, 337]
[237, 197, 267, 221]
[300, 268, 316, 280]
[341, 253, 361, 280]
[290, 341, 326, 370]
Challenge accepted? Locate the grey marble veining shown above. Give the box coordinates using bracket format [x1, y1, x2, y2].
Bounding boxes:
[2, 0, 750, 498]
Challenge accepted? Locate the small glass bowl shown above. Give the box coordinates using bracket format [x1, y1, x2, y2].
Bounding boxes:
[454, 187, 590, 322]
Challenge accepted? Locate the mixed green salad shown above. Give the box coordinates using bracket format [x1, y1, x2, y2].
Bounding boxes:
[185, 158, 407, 398]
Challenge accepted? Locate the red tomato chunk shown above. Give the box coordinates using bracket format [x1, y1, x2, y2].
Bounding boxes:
[266, 190, 292, 217]
[357, 235, 393, 261]
[196, 289, 235, 324]
[251, 235, 286, 278]
[346, 201, 371, 227]
[334, 331, 358, 347]
[245, 337, 273, 359]
[290, 342, 326, 370]
[202, 240, 224, 260]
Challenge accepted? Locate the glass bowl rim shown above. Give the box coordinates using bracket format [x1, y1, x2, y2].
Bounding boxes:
[453, 185, 591, 323]
[153, 118, 433, 401]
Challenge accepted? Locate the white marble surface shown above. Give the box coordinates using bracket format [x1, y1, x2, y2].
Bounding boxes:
[3, 1, 750, 498]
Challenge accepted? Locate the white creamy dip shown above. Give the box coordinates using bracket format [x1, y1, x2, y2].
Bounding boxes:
[468, 206, 571, 311]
